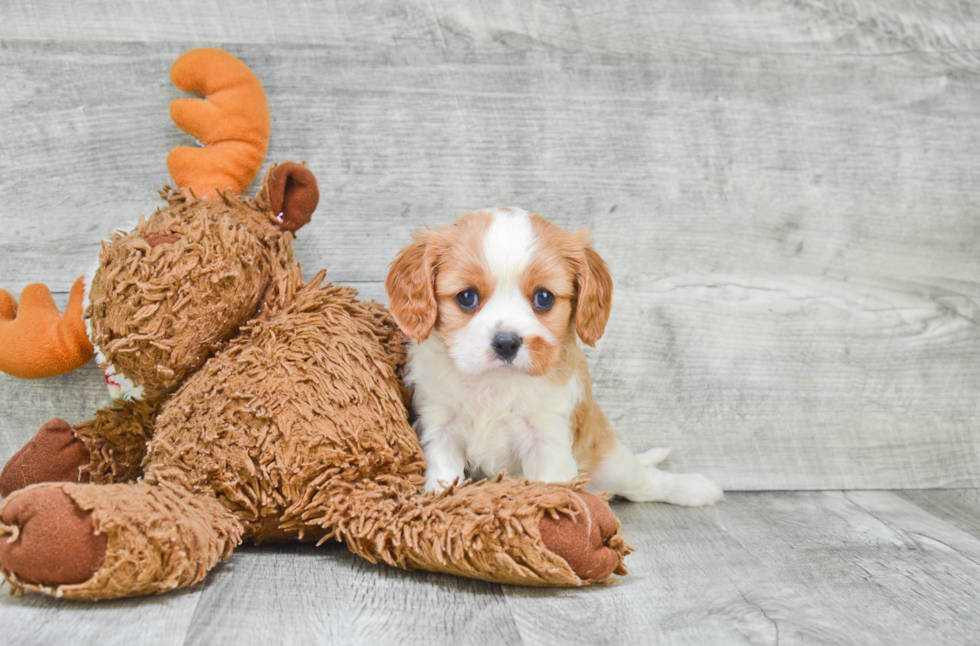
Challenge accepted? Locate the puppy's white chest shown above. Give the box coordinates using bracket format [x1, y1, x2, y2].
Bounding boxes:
[407, 336, 581, 479]
[461, 377, 579, 478]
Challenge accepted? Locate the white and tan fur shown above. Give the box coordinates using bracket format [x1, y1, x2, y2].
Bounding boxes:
[385, 208, 722, 505]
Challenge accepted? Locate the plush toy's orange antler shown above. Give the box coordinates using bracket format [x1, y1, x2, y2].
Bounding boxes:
[167, 48, 270, 199]
[0, 277, 94, 379]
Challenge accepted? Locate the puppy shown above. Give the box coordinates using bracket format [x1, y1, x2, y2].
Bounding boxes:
[385, 208, 722, 505]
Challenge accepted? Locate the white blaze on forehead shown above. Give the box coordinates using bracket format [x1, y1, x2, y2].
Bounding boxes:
[483, 208, 536, 285]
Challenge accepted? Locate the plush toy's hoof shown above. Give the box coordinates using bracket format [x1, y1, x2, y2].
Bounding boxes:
[539, 492, 623, 581]
[0, 486, 106, 586]
[0, 419, 90, 498]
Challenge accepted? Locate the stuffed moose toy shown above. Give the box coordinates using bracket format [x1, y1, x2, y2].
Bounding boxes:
[0, 48, 630, 600]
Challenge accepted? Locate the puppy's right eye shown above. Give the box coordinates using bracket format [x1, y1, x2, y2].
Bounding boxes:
[456, 289, 480, 312]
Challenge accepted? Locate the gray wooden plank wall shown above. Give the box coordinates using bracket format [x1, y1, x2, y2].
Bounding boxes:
[2, 0, 977, 490]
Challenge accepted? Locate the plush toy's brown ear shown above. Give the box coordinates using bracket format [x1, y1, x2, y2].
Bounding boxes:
[385, 230, 440, 342]
[570, 233, 613, 347]
[267, 162, 319, 233]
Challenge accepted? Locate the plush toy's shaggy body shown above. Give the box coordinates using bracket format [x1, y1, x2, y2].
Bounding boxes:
[0, 49, 629, 600]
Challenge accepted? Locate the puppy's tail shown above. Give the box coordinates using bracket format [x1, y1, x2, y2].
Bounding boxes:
[636, 446, 670, 467]
[591, 441, 723, 506]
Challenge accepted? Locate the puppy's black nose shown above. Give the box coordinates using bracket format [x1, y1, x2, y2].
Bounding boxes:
[491, 332, 522, 360]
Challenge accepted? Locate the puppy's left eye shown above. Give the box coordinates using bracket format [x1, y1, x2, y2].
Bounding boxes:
[533, 289, 555, 312]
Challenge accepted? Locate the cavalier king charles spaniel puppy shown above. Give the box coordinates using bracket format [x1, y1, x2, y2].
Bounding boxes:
[385, 208, 722, 505]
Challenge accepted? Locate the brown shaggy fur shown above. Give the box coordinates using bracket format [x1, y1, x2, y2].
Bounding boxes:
[0, 165, 630, 600]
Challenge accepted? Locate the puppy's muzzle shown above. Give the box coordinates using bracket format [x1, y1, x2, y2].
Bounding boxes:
[491, 332, 522, 361]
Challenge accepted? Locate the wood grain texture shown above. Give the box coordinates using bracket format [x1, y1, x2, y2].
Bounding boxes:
[4, 0, 980, 62]
[0, 582, 204, 646]
[5, 491, 980, 645]
[898, 489, 980, 540]
[183, 544, 523, 646]
[1, 4, 979, 492]
[504, 499, 854, 645]
[704, 491, 980, 645]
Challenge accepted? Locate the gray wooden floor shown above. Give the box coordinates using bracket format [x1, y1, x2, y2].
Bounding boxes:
[2, 0, 980, 643]
[1, 490, 978, 645]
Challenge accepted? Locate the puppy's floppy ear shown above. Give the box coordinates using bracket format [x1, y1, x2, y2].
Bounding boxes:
[386, 229, 440, 342]
[570, 232, 613, 347]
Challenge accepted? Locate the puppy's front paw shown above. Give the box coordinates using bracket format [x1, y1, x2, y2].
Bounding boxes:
[665, 473, 723, 507]
[424, 472, 462, 493]
[424, 476, 447, 493]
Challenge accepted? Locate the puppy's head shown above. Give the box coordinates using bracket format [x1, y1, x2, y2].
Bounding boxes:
[385, 208, 612, 377]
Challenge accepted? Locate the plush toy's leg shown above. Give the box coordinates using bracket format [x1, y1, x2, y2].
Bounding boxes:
[289, 475, 631, 587]
[537, 490, 628, 580]
[73, 400, 159, 484]
[0, 419, 91, 497]
[0, 479, 242, 600]
[0, 486, 107, 587]
[0, 402, 157, 498]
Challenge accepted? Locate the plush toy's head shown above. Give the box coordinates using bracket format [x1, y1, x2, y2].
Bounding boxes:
[86, 163, 318, 400]
[0, 49, 319, 394]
